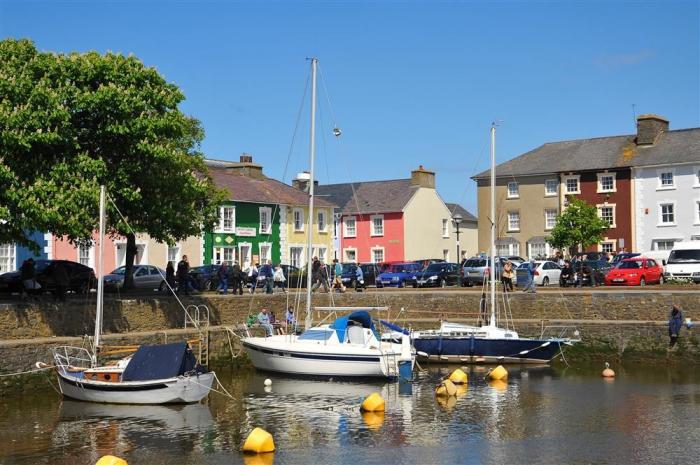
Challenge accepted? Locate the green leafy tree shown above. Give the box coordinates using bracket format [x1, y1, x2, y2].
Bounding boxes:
[0, 39, 226, 288]
[546, 197, 609, 255]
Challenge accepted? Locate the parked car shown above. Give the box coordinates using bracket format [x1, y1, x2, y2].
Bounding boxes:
[410, 262, 461, 288]
[337, 263, 380, 288]
[515, 260, 561, 287]
[572, 259, 612, 286]
[611, 252, 640, 265]
[605, 257, 664, 286]
[413, 258, 446, 269]
[376, 262, 424, 288]
[460, 256, 510, 287]
[664, 242, 700, 283]
[0, 259, 96, 294]
[189, 264, 224, 291]
[103, 265, 166, 291]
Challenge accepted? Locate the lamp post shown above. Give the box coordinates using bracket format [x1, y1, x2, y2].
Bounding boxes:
[453, 213, 463, 263]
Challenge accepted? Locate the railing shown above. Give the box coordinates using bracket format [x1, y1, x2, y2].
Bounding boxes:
[52, 346, 93, 370]
[539, 324, 581, 341]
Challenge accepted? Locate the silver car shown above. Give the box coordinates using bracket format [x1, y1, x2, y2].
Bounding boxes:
[103, 265, 166, 291]
[461, 256, 523, 287]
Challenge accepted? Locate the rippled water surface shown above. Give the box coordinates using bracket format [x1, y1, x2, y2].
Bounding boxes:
[2, 363, 700, 465]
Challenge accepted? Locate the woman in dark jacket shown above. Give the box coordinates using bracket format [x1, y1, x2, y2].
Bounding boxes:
[668, 304, 684, 348]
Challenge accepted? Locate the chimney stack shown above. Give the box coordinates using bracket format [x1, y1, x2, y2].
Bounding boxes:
[636, 114, 669, 146]
[225, 153, 264, 179]
[293, 171, 311, 192]
[410, 165, 435, 189]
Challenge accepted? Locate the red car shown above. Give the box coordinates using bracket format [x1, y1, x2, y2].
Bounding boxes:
[604, 257, 664, 286]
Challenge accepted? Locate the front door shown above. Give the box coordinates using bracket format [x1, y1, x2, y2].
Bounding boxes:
[239, 244, 252, 269]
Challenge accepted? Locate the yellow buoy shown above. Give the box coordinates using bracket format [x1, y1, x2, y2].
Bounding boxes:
[242, 427, 276, 454]
[435, 379, 458, 397]
[448, 368, 468, 385]
[602, 362, 615, 378]
[361, 392, 385, 412]
[243, 453, 275, 465]
[95, 456, 128, 465]
[489, 365, 508, 381]
[455, 384, 468, 397]
[436, 394, 458, 411]
[489, 379, 508, 391]
[361, 410, 385, 430]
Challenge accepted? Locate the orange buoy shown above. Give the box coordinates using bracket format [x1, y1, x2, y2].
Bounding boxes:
[602, 362, 615, 378]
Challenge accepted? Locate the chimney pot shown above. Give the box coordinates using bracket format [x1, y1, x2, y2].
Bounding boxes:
[636, 114, 669, 146]
[240, 153, 253, 163]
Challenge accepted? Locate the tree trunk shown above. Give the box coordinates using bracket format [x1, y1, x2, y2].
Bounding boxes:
[123, 232, 137, 290]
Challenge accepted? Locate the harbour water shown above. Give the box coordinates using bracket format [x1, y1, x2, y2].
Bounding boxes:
[2, 362, 699, 465]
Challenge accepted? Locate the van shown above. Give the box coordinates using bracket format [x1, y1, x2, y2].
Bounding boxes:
[640, 250, 672, 268]
[664, 242, 700, 283]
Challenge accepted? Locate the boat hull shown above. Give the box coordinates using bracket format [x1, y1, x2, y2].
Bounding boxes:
[242, 338, 399, 378]
[412, 336, 567, 364]
[56, 369, 215, 404]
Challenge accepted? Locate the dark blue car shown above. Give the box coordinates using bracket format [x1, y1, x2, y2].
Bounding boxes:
[376, 262, 424, 288]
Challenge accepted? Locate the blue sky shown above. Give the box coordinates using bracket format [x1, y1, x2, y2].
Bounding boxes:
[1, 0, 698, 215]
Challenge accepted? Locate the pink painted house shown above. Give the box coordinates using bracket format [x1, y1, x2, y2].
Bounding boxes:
[315, 166, 459, 263]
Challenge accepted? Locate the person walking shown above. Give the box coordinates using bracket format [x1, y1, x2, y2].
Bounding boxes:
[165, 261, 176, 293]
[311, 257, 322, 292]
[247, 263, 259, 294]
[231, 261, 244, 295]
[501, 260, 514, 292]
[217, 262, 230, 294]
[176, 255, 190, 295]
[332, 259, 345, 293]
[260, 260, 274, 294]
[668, 304, 684, 350]
[354, 264, 365, 292]
[318, 261, 330, 292]
[273, 264, 286, 293]
[522, 259, 537, 294]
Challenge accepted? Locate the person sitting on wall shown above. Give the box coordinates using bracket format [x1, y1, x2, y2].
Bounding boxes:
[257, 307, 274, 336]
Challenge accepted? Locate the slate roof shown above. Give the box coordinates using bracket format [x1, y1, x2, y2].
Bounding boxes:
[445, 203, 477, 223]
[315, 179, 417, 214]
[209, 168, 335, 208]
[473, 127, 700, 179]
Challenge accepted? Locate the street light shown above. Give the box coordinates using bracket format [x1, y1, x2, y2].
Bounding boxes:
[453, 213, 463, 263]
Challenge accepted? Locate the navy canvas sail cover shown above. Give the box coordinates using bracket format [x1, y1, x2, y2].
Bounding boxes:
[330, 310, 376, 343]
[121, 342, 203, 382]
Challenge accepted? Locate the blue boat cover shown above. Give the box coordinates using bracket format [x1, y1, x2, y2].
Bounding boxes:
[379, 320, 409, 335]
[121, 342, 203, 382]
[330, 310, 375, 343]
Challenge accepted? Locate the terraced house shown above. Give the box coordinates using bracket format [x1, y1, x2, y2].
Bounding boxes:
[474, 114, 700, 257]
[205, 156, 335, 269]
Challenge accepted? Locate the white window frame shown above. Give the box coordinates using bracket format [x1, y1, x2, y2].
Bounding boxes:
[653, 239, 676, 251]
[344, 247, 358, 263]
[218, 205, 236, 233]
[370, 214, 384, 237]
[259, 207, 272, 235]
[657, 168, 676, 190]
[529, 242, 547, 259]
[370, 246, 385, 264]
[544, 209, 557, 230]
[658, 201, 676, 226]
[597, 203, 616, 228]
[316, 246, 328, 263]
[258, 242, 272, 263]
[343, 216, 357, 238]
[289, 245, 304, 268]
[213, 246, 235, 265]
[694, 166, 700, 188]
[563, 175, 581, 195]
[77, 243, 95, 269]
[544, 179, 558, 197]
[507, 181, 519, 199]
[442, 219, 449, 238]
[507, 211, 520, 232]
[317, 209, 328, 233]
[695, 200, 700, 225]
[166, 244, 181, 266]
[442, 249, 450, 262]
[0, 243, 16, 273]
[293, 208, 304, 232]
[238, 242, 252, 269]
[596, 172, 617, 193]
[599, 240, 616, 253]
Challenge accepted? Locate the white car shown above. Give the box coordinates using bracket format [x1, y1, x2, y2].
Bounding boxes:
[515, 260, 561, 286]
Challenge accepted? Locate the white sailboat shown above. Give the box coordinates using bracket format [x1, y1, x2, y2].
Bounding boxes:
[411, 124, 579, 363]
[241, 58, 414, 379]
[41, 186, 214, 404]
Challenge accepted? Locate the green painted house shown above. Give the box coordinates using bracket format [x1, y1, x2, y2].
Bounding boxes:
[204, 155, 335, 269]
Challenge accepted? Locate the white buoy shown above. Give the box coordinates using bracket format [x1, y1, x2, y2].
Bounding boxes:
[264, 378, 272, 387]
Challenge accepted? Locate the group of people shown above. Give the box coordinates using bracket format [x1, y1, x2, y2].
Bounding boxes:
[19, 258, 70, 301]
[253, 306, 296, 336]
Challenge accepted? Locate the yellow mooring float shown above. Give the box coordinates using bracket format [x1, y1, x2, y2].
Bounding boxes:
[242, 427, 276, 454]
[95, 456, 128, 465]
[489, 365, 508, 381]
[435, 379, 458, 397]
[362, 411, 385, 430]
[448, 368, 468, 385]
[361, 392, 385, 412]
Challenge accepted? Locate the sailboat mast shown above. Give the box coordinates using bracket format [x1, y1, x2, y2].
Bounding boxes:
[304, 57, 318, 330]
[93, 185, 106, 364]
[489, 124, 496, 328]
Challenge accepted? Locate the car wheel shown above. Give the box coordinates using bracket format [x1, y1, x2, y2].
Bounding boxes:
[640, 277, 646, 286]
[440, 278, 447, 288]
[159, 281, 168, 293]
[542, 277, 550, 286]
[412, 283, 418, 288]
[398, 281, 404, 288]
[465, 280, 474, 287]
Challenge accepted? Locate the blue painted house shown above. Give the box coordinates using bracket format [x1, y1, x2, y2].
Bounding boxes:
[0, 231, 50, 274]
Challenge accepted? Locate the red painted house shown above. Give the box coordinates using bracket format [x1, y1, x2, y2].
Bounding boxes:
[314, 166, 462, 263]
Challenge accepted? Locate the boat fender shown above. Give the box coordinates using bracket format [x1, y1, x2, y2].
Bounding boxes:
[361, 392, 385, 412]
[448, 368, 468, 384]
[489, 365, 508, 381]
[435, 379, 457, 397]
[602, 362, 615, 378]
[242, 427, 276, 454]
[95, 456, 128, 465]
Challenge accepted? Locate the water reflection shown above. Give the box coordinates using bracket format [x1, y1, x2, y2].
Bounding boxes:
[1, 363, 700, 465]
